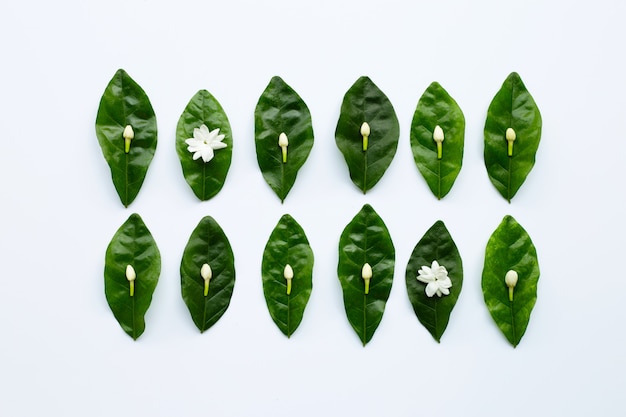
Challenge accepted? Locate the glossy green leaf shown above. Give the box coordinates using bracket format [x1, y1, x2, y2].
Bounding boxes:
[255, 76, 314, 202]
[484, 72, 542, 202]
[96, 69, 157, 207]
[338, 204, 395, 345]
[262, 214, 314, 337]
[335, 77, 399, 193]
[180, 216, 235, 333]
[482, 215, 540, 347]
[104, 213, 161, 340]
[176, 90, 233, 201]
[410, 82, 465, 199]
[405, 221, 463, 342]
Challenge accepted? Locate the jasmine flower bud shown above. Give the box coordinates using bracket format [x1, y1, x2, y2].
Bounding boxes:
[201, 263, 212, 296]
[433, 125, 444, 159]
[123, 125, 134, 154]
[362, 262, 372, 294]
[278, 132, 289, 163]
[284, 264, 294, 295]
[126, 264, 136, 297]
[360, 122, 370, 151]
[505, 270, 518, 301]
[506, 127, 516, 157]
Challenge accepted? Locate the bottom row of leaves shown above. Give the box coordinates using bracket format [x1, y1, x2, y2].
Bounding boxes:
[104, 207, 540, 347]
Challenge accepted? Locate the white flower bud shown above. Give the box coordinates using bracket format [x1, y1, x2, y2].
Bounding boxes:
[284, 264, 294, 295]
[126, 264, 136, 297]
[506, 128, 516, 157]
[283, 264, 294, 280]
[362, 263, 372, 294]
[123, 125, 135, 140]
[506, 128, 516, 142]
[201, 263, 213, 296]
[360, 122, 370, 137]
[278, 132, 289, 147]
[279, 132, 289, 163]
[505, 270, 518, 288]
[433, 125, 444, 159]
[361, 122, 370, 151]
[362, 263, 372, 280]
[201, 263, 212, 281]
[505, 270, 518, 302]
[123, 125, 134, 153]
[125, 265, 136, 282]
[433, 125, 444, 143]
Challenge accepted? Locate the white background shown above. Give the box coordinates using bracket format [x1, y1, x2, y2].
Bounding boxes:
[1, 0, 625, 416]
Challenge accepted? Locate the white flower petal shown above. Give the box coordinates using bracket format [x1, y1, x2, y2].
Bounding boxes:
[212, 141, 228, 150]
[425, 282, 438, 297]
[192, 151, 202, 160]
[431, 260, 440, 270]
[417, 272, 434, 283]
[201, 147, 215, 162]
[439, 277, 453, 289]
[440, 286, 450, 296]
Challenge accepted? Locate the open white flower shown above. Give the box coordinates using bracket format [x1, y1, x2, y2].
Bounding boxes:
[185, 124, 227, 163]
[417, 260, 452, 297]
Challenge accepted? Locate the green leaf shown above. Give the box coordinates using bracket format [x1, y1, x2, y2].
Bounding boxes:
[254, 76, 314, 202]
[180, 216, 235, 333]
[338, 204, 395, 345]
[405, 221, 463, 342]
[95, 69, 157, 207]
[262, 214, 314, 337]
[176, 90, 233, 201]
[410, 82, 465, 199]
[104, 213, 161, 340]
[482, 215, 540, 347]
[335, 76, 400, 193]
[484, 72, 542, 202]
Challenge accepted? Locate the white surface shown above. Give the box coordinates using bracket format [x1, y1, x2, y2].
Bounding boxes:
[1, 1, 625, 416]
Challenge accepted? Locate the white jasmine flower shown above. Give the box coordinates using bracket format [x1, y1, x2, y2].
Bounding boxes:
[417, 260, 452, 297]
[185, 124, 227, 163]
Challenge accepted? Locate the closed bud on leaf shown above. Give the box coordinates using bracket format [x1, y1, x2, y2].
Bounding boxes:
[278, 132, 289, 163]
[126, 264, 136, 297]
[433, 125, 444, 159]
[278, 132, 289, 147]
[283, 264, 294, 280]
[125, 265, 136, 282]
[123, 125, 135, 140]
[284, 264, 293, 295]
[505, 269, 518, 301]
[201, 263, 212, 281]
[362, 262, 372, 294]
[360, 122, 370, 137]
[506, 127, 516, 157]
[201, 263, 212, 296]
[361, 122, 370, 151]
[433, 125, 444, 143]
[123, 125, 134, 153]
[506, 128, 516, 142]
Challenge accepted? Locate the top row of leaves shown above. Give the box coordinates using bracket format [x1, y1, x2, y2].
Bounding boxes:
[95, 70, 542, 206]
